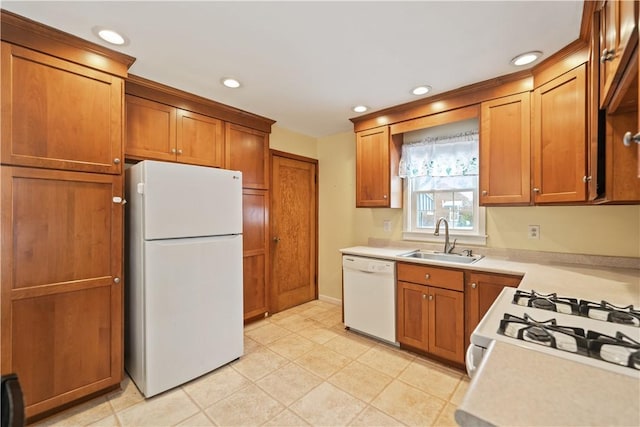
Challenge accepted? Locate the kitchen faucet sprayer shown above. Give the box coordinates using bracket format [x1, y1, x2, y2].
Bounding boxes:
[434, 217, 456, 254]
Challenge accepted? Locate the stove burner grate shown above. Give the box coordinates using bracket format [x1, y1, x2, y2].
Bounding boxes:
[512, 290, 639, 327]
[499, 312, 640, 371]
[579, 300, 640, 327]
[512, 290, 580, 315]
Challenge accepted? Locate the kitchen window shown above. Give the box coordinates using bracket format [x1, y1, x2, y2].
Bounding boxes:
[400, 123, 486, 245]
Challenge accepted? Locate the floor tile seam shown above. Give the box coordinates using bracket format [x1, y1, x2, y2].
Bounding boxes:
[252, 360, 324, 405]
[103, 396, 124, 427]
[355, 403, 409, 427]
[324, 365, 394, 405]
[258, 406, 307, 427]
[265, 341, 321, 361]
[178, 377, 246, 417]
[367, 380, 446, 427]
[393, 374, 457, 403]
[286, 380, 370, 426]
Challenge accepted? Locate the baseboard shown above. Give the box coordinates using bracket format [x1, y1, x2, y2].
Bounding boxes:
[318, 294, 342, 305]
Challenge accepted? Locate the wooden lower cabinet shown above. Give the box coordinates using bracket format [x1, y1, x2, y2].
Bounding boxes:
[0, 166, 124, 420]
[465, 271, 522, 350]
[242, 189, 269, 320]
[396, 263, 465, 365]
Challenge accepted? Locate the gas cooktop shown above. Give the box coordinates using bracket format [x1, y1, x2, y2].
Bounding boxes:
[471, 287, 640, 378]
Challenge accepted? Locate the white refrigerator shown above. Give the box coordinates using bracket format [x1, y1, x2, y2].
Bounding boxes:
[125, 160, 243, 398]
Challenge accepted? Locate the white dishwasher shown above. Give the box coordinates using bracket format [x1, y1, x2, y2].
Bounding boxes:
[342, 255, 397, 344]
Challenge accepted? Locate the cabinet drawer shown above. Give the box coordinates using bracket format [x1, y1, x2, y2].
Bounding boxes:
[397, 262, 463, 291]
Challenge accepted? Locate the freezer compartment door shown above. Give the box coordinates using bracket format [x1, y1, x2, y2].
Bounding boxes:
[137, 160, 242, 240]
[142, 234, 243, 397]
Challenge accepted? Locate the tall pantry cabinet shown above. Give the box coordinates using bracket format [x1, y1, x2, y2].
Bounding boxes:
[0, 11, 135, 421]
[123, 75, 275, 323]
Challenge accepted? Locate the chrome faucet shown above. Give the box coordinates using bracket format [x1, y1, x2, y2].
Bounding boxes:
[434, 217, 456, 254]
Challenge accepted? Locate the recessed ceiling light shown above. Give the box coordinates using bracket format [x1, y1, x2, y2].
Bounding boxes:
[95, 28, 126, 45]
[353, 105, 368, 113]
[412, 85, 431, 96]
[221, 78, 241, 88]
[511, 51, 543, 66]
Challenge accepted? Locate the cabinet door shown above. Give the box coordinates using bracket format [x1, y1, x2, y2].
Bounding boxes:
[532, 64, 587, 203]
[125, 95, 177, 161]
[599, 0, 638, 107]
[225, 123, 269, 189]
[356, 126, 401, 207]
[428, 287, 464, 364]
[396, 281, 429, 351]
[1, 42, 123, 174]
[465, 272, 521, 350]
[242, 189, 269, 320]
[480, 93, 531, 204]
[0, 166, 123, 419]
[605, 110, 640, 201]
[177, 110, 224, 168]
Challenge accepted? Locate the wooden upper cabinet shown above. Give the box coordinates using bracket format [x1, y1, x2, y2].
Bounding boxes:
[0, 42, 124, 174]
[125, 95, 177, 162]
[176, 110, 224, 168]
[225, 123, 269, 189]
[1, 167, 124, 418]
[355, 126, 402, 208]
[480, 92, 532, 205]
[599, 0, 638, 108]
[532, 64, 588, 203]
[125, 95, 225, 168]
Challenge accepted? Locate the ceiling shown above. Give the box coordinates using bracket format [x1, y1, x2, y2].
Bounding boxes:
[2, 1, 584, 138]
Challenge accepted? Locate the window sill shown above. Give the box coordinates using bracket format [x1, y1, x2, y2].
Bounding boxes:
[402, 231, 487, 246]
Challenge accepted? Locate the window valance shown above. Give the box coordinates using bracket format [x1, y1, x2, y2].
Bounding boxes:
[398, 130, 479, 178]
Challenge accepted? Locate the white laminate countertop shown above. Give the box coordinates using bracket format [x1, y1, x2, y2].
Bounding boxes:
[340, 245, 640, 426]
[340, 245, 640, 305]
[454, 340, 640, 427]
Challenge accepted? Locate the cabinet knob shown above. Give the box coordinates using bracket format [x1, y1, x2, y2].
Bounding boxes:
[582, 176, 592, 183]
[171, 148, 177, 154]
[425, 273, 430, 280]
[383, 195, 387, 199]
[481, 190, 488, 196]
[532, 187, 540, 193]
[177, 149, 183, 155]
[113, 277, 120, 284]
[600, 48, 615, 63]
[471, 282, 477, 289]
[422, 294, 427, 299]
[273, 236, 281, 243]
[113, 158, 121, 164]
[428, 295, 433, 301]
[623, 131, 640, 147]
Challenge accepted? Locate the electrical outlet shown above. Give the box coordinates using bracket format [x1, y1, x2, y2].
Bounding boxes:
[528, 225, 540, 239]
[383, 220, 391, 232]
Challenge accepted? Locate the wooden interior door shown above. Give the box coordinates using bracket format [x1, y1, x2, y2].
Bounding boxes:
[270, 151, 317, 313]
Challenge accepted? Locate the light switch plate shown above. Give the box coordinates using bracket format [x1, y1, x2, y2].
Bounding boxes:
[383, 220, 391, 232]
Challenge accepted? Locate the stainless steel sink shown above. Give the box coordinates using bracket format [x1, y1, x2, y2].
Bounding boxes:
[400, 250, 483, 264]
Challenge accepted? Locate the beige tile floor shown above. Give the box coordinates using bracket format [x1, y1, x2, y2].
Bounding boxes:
[33, 300, 470, 426]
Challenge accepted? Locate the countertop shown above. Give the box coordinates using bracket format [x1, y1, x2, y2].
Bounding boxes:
[340, 245, 640, 305]
[340, 245, 640, 426]
[454, 340, 640, 427]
